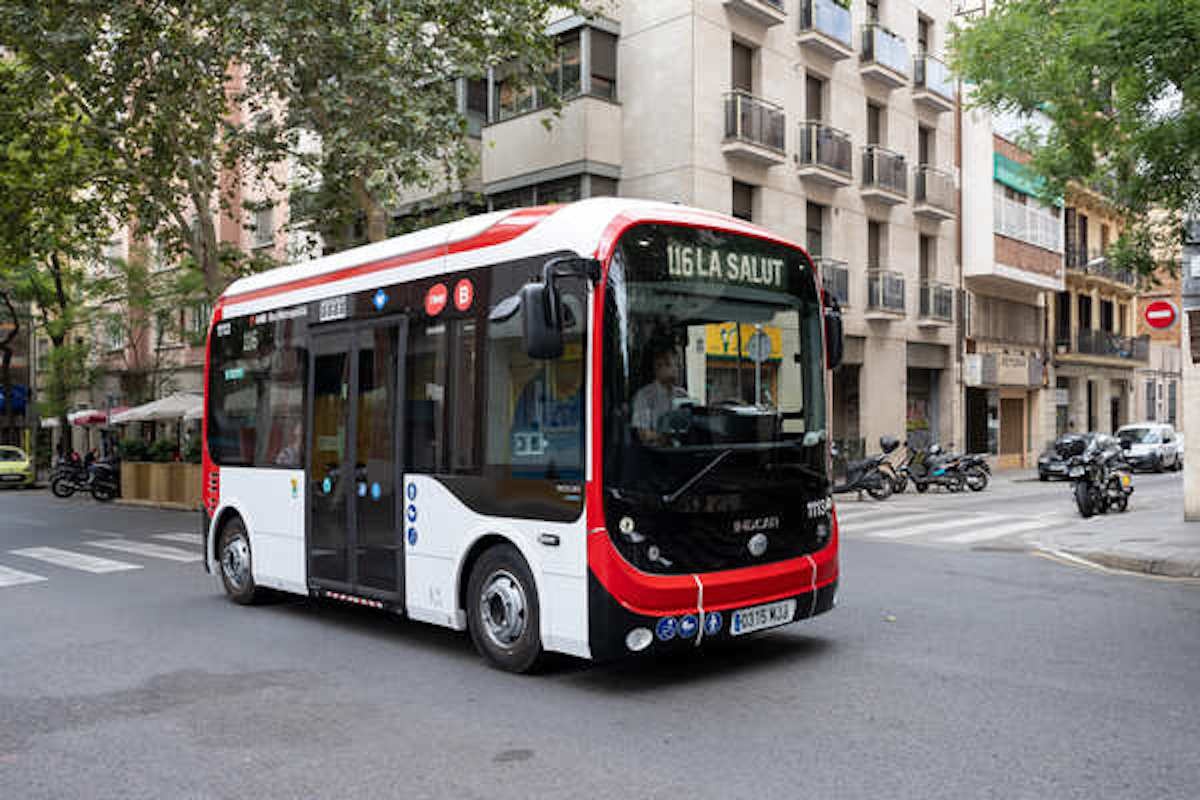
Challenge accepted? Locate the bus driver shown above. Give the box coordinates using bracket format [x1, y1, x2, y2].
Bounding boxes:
[631, 341, 681, 446]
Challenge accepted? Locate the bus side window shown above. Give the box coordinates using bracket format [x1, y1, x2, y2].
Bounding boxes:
[406, 322, 447, 472]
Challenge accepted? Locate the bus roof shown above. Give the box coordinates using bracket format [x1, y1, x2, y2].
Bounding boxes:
[219, 197, 799, 318]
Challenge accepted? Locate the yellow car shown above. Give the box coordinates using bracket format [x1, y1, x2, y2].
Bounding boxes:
[0, 446, 34, 488]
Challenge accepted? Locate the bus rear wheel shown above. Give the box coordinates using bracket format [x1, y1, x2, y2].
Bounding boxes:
[218, 516, 261, 605]
[466, 544, 544, 674]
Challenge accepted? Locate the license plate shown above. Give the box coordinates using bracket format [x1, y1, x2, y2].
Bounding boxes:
[1068, 467, 1084, 477]
[1119, 473, 1131, 487]
[730, 599, 797, 637]
[0, 475, 21, 482]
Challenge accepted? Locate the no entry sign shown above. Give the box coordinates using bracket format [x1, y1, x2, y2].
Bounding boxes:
[1144, 300, 1177, 330]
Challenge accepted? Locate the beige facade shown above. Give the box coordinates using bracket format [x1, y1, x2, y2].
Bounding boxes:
[469, 0, 963, 460]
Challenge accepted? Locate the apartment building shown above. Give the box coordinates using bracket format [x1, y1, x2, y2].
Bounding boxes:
[1053, 185, 1147, 435]
[419, 0, 962, 457]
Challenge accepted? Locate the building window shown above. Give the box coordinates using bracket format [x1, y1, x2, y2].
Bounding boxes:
[105, 318, 125, 352]
[590, 176, 619, 198]
[253, 206, 274, 249]
[867, 103, 883, 146]
[731, 181, 755, 221]
[463, 77, 488, 137]
[1100, 299, 1114, 332]
[868, 221, 884, 269]
[1146, 379, 1156, 421]
[590, 30, 618, 100]
[806, 75, 825, 122]
[917, 16, 931, 54]
[487, 173, 616, 211]
[155, 309, 181, 348]
[806, 202, 826, 256]
[867, 0, 880, 23]
[1055, 291, 1071, 344]
[1168, 381, 1177, 425]
[495, 66, 536, 121]
[994, 183, 1062, 251]
[919, 234, 935, 283]
[918, 126, 933, 166]
[189, 302, 213, 342]
[731, 40, 754, 93]
[545, 30, 582, 100]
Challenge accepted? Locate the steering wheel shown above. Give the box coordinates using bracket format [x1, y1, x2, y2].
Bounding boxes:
[657, 409, 692, 443]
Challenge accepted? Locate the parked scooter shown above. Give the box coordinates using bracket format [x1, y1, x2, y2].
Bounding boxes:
[958, 453, 991, 492]
[1066, 435, 1132, 518]
[50, 457, 89, 498]
[832, 436, 900, 500]
[895, 442, 965, 493]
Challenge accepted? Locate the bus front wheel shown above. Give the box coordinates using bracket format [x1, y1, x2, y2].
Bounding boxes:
[218, 516, 262, 605]
[466, 544, 544, 674]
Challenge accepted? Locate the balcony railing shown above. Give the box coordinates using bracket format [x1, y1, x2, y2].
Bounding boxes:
[862, 145, 907, 196]
[914, 165, 955, 214]
[798, 121, 852, 175]
[866, 269, 905, 314]
[919, 281, 954, 321]
[861, 24, 909, 78]
[914, 54, 956, 103]
[800, 0, 852, 49]
[1064, 246, 1137, 286]
[724, 90, 786, 153]
[817, 257, 850, 306]
[1063, 330, 1150, 361]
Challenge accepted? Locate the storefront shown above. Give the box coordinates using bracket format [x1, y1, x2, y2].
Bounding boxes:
[964, 352, 1045, 468]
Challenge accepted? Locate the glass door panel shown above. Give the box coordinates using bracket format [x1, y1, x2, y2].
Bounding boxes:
[355, 326, 401, 592]
[309, 341, 351, 584]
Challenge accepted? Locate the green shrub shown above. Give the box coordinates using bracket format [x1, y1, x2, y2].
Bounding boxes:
[183, 438, 202, 464]
[147, 438, 177, 463]
[117, 438, 150, 461]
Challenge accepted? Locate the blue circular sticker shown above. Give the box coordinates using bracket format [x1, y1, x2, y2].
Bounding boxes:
[705, 611, 723, 635]
[679, 614, 698, 638]
[407, 504, 417, 522]
[655, 617, 678, 641]
[371, 482, 381, 501]
[407, 483, 417, 500]
[357, 482, 367, 497]
[407, 528, 418, 546]
[322, 477, 332, 494]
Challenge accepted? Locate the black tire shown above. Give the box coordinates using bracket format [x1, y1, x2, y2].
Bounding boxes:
[1154, 455, 1164, 473]
[50, 476, 75, 498]
[966, 466, 989, 492]
[217, 516, 261, 605]
[915, 481, 929, 494]
[893, 475, 908, 494]
[1074, 481, 1094, 518]
[466, 543, 544, 674]
[1039, 471, 1049, 482]
[91, 482, 117, 502]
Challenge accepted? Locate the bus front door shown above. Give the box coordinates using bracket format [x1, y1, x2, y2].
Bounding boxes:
[308, 322, 407, 603]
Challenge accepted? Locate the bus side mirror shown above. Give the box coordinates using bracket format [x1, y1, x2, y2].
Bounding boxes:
[520, 282, 564, 359]
[823, 289, 844, 370]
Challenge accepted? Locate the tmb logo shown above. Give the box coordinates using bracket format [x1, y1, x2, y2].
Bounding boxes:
[806, 497, 833, 519]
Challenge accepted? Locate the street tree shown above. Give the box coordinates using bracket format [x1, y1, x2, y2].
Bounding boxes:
[237, 0, 582, 248]
[0, 1, 283, 298]
[950, 0, 1200, 275]
[0, 59, 112, 453]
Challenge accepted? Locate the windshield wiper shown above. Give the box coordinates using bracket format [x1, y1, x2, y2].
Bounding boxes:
[661, 449, 733, 506]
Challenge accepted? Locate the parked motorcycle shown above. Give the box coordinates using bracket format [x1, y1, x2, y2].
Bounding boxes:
[896, 442, 965, 493]
[1066, 435, 1132, 518]
[89, 459, 121, 502]
[832, 436, 900, 500]
[50, 459, 89, 498]
[958, 453, 991, 492]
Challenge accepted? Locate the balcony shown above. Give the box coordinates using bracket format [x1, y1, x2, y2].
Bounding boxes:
[724, 0, 787, 27]
[860, 24, 909, 89]
[722, 91, 787, 166]
[1057, 329, 1150, 363]
[913, 165, 955, 220]
[866, 269, 906, 318]
[797, 0, 853, 61]
[913, 54, 956, 113]
[797, 122, 853, 187]
[861, 145, 907, 204]
[817, 257, 850, 306]
[1064, 246, 1137, 289]
[481, 96, 621, 190]
[918, 281, 954, 327]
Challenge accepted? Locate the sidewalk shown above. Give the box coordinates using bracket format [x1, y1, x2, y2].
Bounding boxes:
[1031, 507, 1200, 579]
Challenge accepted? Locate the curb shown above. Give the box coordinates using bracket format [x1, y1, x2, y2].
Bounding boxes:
[1062, 549, 1200, 579]
[114, 498, 199, 512]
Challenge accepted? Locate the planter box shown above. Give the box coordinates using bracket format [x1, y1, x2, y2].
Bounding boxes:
[120, 461, 202, 509]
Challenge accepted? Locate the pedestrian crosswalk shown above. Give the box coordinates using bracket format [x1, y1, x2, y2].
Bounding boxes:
[835, 501, 1068, 548]
[0, 532, 202, 590]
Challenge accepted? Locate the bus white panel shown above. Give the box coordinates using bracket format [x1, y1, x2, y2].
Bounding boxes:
[402, 475, 588, 658]
[219, 467, 308, 594]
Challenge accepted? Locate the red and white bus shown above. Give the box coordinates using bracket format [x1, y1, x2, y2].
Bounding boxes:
[202, 198, 843, 672]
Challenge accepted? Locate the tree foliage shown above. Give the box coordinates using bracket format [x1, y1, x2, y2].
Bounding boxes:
[950, 0, 1200, 274]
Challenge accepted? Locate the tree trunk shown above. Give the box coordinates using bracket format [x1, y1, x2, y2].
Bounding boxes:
[351, 175, 389, 243]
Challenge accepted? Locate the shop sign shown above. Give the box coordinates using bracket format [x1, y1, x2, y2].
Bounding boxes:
[996, 354, 1029, 386]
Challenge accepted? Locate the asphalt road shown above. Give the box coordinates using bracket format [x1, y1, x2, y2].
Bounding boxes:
[1, 483, 1198, 799]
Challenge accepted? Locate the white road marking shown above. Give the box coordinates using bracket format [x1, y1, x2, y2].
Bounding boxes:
[867, 514, 1012, 539]
[0, 564, 48, 587]
[153, 533, 200, 545]
[83, 529, 127, 537]
[940, 519, 1049, 544]
[86, 539, 201, 563]
[846, 513, 960, 536]
[11, 547, 142, 574]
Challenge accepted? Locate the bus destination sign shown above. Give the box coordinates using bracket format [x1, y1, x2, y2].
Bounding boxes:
[666, 240, 787, 289]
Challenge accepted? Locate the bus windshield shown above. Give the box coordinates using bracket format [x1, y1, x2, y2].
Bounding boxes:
[601, 223, 830, 575]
